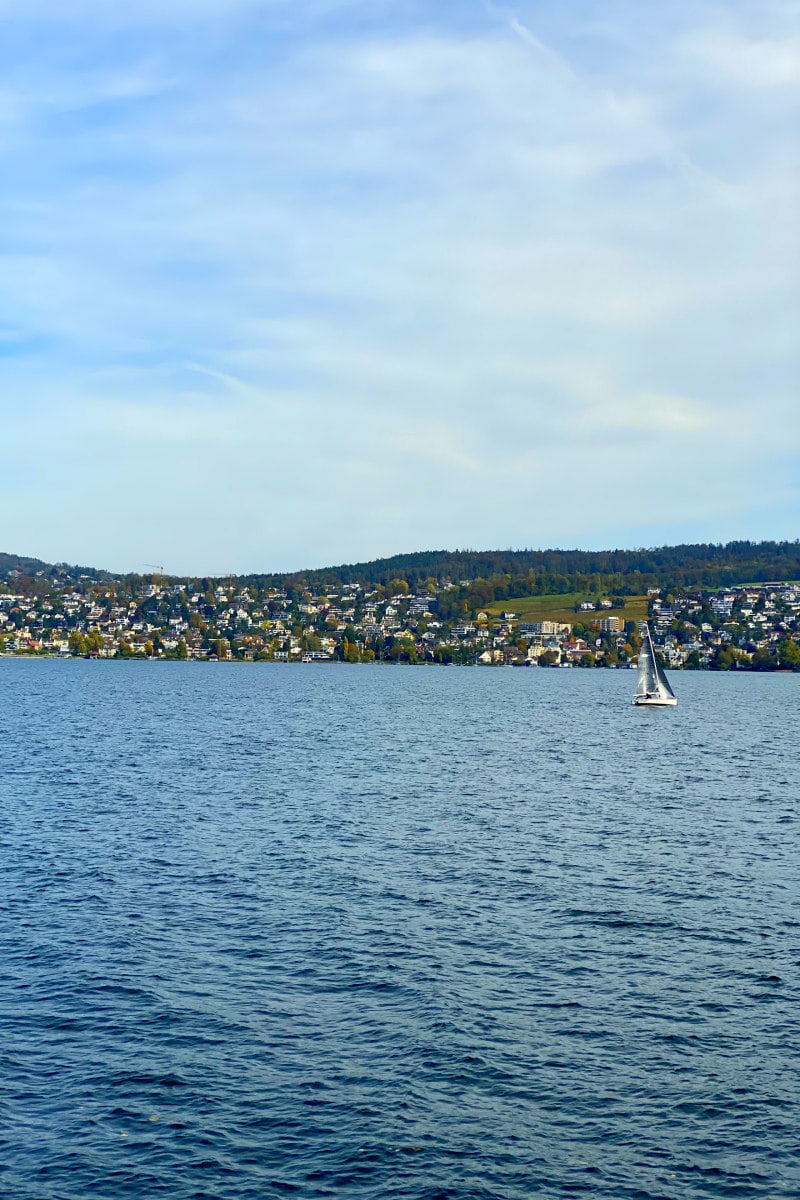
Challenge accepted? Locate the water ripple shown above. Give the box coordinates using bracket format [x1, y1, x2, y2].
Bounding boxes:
[1, 661, 798, 1198]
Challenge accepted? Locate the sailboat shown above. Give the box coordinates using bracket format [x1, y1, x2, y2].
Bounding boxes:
[633, 622, 677, 706]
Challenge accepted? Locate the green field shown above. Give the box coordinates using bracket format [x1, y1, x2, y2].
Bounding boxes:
[484, 592, 648, 627]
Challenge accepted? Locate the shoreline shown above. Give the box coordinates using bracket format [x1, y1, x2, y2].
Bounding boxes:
[2, 652, 797, 675]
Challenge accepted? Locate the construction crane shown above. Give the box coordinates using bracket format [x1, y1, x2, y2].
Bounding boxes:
[144, 565, 167, 593]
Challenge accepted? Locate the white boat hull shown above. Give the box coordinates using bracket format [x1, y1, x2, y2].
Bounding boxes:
[632, 695, 677, 707]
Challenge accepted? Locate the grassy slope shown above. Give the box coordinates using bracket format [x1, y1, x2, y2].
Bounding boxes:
[484, 593, 649, 626]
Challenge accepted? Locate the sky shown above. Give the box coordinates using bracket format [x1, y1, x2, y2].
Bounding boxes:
[1, 0, 798, 575]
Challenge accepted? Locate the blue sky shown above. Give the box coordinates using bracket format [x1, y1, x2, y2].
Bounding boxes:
[1, 0, 798, 574]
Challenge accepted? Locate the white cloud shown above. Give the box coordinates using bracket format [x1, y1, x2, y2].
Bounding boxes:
[681, 27, 800, 88]
[0, 1, 797, 570]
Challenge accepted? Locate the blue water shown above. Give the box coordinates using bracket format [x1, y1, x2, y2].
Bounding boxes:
[1, 661, 798, 1199]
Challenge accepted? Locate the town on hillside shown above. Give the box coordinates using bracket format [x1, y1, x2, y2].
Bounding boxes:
[1, 572, 799, 671]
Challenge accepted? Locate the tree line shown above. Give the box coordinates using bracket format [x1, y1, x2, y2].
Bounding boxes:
[2, 540, 799, 602]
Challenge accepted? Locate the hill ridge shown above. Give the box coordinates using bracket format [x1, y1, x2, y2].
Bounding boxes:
[1, 540, 799, 598]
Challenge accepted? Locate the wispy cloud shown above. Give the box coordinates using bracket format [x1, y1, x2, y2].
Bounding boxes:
[0, 0, 797, 571]
[680, 24, 800, 88]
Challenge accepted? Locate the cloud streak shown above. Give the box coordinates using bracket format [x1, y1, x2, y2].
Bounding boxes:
[0, 0, 797, 572]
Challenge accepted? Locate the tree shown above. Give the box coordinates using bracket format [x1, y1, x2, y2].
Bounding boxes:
[342, 637, 360, 663]
[68, 630, 88, 655]
[711, 645, 739, 671]
[777, 637, 800, 671]
[86, 630, 103, 654]
[176, 639, 188, 660]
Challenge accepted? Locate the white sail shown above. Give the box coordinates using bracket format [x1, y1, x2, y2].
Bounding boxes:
[636, 634, 659, 694]
[633, 622, 677, 706]
[654, 651, 676, 700]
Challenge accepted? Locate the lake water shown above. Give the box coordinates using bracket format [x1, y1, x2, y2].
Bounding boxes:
[1, 660, 798, 1199]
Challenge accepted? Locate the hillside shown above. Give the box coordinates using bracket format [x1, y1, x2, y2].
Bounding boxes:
[1, 540, 798, 600]
[484, 593, 650, 627]
[260, 540, 800, 598]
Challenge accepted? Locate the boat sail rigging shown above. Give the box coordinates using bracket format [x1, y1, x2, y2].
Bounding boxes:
[633, 622, 677, 707]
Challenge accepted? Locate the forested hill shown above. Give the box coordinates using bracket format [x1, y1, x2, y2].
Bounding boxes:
[1, 541, 798, 599]
[263, 541, 800, 596]
[0, 552, 111, 585]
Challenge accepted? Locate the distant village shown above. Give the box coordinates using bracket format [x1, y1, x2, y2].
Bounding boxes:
[1, 572, 799, 670]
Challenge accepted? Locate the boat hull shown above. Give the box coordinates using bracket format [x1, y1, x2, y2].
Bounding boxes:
[632, 695, 677, 707]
